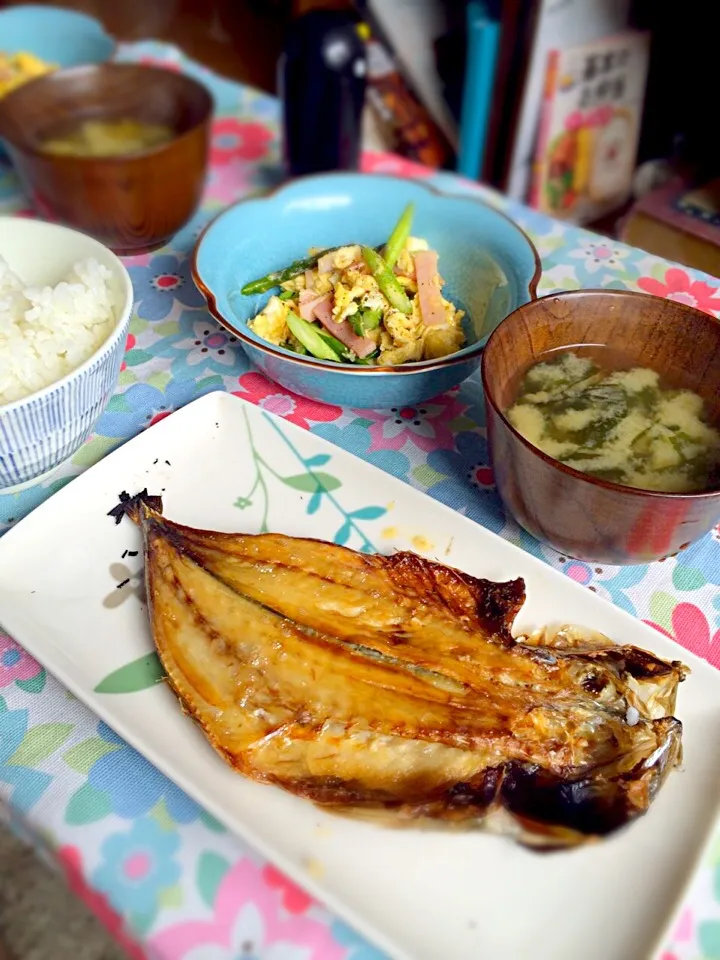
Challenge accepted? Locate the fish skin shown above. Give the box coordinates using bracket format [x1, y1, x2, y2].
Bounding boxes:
[123, 493, 687, 849]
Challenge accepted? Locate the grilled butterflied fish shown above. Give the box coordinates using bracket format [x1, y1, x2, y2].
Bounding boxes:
[119, 492, 687, 849]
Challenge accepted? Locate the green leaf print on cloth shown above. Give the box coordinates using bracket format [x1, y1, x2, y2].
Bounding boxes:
[0, 710, 69, 812]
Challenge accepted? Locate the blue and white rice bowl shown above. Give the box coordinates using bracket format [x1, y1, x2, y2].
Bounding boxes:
[0, 217, 133, 490]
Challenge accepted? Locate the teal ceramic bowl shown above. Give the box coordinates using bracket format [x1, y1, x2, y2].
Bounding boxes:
[0, 5, 115, 67]
[192, 174, 541, 407]
[0, 5, 114, 161]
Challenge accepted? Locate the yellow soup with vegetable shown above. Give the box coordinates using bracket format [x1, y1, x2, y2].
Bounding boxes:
[506, 349, 720, 493]
[40, 118, 174, 158]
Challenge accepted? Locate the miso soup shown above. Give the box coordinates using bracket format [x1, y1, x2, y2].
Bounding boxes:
[41, 118, 174, 158]
[506, 349, 720, 493]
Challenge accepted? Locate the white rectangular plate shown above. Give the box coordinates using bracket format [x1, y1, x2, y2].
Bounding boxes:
[0, 392, 718, 960]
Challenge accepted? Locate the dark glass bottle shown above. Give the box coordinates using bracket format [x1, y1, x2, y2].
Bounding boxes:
[279, 9, 367, 176]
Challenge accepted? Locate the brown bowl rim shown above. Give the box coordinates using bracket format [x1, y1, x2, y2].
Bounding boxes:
[190, 171, 543, 377]
[481, 287, 720, 501]
[0, 62, 213, 164]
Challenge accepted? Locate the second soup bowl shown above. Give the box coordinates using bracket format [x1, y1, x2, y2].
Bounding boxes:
[0, 63, 212, 254]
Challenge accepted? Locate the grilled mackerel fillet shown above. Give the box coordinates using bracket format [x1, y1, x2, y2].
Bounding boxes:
[121, 492, 687, 849]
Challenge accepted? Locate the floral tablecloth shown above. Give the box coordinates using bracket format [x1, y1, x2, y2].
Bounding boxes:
[1, 41, 719, 960]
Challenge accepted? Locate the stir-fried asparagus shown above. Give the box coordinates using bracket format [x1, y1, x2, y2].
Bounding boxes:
[242, 202, 464, 366]
[241, 249, 338, 295]
[384, 202, 414, 269]
[362, 247, 412, 314]
[286, 312, 343, 361]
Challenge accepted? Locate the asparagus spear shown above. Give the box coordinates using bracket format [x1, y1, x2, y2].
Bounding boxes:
[241, 249, 337, 295]
[362, 247, 412, 314]
[286, 312, 343, 362]
[384, 202, 414, 269]
[242, 243, 386, 296]
[317, 330, 355, 360]
[349, 306, 382, 337]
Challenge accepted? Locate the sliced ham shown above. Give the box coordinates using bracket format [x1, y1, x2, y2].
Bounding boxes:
[312, 296, 376, 359]
[413, 249, 446, 326]
[298, 291, 329, 321]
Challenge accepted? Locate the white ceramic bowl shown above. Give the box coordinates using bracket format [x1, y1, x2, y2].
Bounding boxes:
[0, 217, 133, 490]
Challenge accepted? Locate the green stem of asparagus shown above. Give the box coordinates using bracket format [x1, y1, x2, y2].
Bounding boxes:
[361, 247, 412, 315]
[241, 248, 337, 295]
[349, 306, 382, 337]
[286, 312, 343, 362]
[242, 243, 386, 296]
[384, 202, 414, 268]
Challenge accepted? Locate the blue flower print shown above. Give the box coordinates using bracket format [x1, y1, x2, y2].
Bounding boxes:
[128, 254, 206, 321]
[311, 421, 411, 481]
[0, 707, 52, 812]
[151, 310, 250, 380]
[591, 563, 648, 616]
[169, 209, 215, 257]
[456, 371, 487, 428]
[546, 557, 646, 616]
[673, 529, 720, 588]
[331, 921, 388, 960]
[95, 377, 223, 440]
[93, 816, 180, 917]
[425, 430, 505, 532]
[88, 723, 201, 823]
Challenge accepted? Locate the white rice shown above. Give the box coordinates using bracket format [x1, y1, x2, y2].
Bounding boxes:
[0, 255, 117, 405]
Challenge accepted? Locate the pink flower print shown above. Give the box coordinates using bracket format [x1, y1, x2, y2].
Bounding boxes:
[0, 634, 41, 688]
[233, 372, 341, 430]
[569, 240, 628, 273]
[563, 561, 593, 585]
[671, 907, 694, 943]
[120, 333, 136, 372]
[151, 859, 344, 960]
[206, 162, 252, 205]
[645, 602, 720, 668]
[211, 118, 273, 165]
[122, 251, 153, 269]
[358, 394, 465, 454]
[360, 150, 433, 179]
[638, 267, 720, 316]
[261, 865, 313, 915]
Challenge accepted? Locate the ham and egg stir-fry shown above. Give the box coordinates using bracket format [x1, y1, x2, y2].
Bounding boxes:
[242, 204, 466, 366]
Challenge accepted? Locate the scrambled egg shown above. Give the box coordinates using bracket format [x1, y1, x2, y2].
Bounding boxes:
[247, 237, 465, 367]
[0, 51, 55, 98]
[249, 295, 289, 346]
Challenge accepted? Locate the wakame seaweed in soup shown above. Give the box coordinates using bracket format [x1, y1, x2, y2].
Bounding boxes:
[506, 350, 720, 493]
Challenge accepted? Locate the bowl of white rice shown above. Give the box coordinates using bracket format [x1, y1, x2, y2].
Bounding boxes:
[0, 216, 133, 490]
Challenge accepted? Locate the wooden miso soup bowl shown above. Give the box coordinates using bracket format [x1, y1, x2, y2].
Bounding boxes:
[481, 289, 720, 565]
[0, 63, 212, 254]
